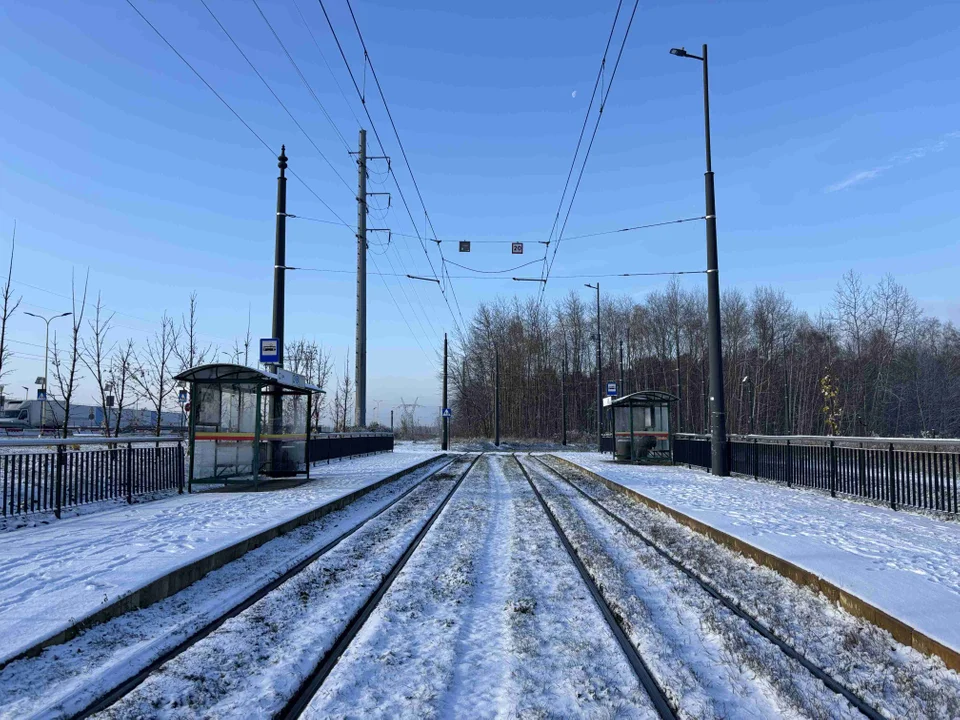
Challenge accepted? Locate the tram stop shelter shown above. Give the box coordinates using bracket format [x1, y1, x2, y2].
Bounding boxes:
[603, 390, 678, 463]
[175, 363, 323, 488]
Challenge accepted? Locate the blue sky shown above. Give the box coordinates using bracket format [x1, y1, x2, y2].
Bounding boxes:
[1, 0, 958, 418]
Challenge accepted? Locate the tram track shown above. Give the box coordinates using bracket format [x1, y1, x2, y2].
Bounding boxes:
[74, 454, 470, 720]
[277, 452, 482, 719]
[524, 453, 887, 720]
[512, 455, 678, 719]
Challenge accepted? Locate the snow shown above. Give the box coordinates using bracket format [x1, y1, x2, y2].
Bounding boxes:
[555, 453, 960, 658]
[0, 450, 440, 666]
[538, 455, 960, 718]
[305, 454, 657, 719]
[0, 461, 446, 719]
[93, 460, 465, 719]
[524, 456, 856, 718]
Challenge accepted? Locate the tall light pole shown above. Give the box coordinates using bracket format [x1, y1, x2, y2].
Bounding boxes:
[24, 311, 71, 436]
[741, 375, 755, 435]
[585, 283, 601, 452]
[670, 43, 729, 475]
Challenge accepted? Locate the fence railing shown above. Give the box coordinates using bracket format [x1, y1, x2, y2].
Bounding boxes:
[1, 437, 185, 519]
[308, 432, 393, 463]
[673, 434, 960, 516]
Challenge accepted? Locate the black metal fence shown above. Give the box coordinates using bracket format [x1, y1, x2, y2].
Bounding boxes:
[307, 432, 394, 463]
[2, 441, 185, 519]
[674, 434, 960, 515]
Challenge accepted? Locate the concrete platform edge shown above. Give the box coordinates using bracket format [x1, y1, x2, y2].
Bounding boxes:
[549, 454, 960, 673]
[0, 453, 445, 670]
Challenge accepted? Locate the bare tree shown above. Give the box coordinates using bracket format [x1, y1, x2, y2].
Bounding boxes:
[227, 305, 253, 366]
[174, 291, 213, 371]
[135, 313, 178, 436]
[51, 270, 89, 437]
[80, 293, 116, 436]
[0, 222, 22, 383]
[331, 348, 353, 431]
[109, 339, 137, 436]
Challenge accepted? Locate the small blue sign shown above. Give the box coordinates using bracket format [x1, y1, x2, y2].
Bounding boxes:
[441, 408, 452, 418]
[260, 338, 280, 364]
[37, 389, 47, 401]
[178, 390, 188, 404]
[606, 382, 618, 396]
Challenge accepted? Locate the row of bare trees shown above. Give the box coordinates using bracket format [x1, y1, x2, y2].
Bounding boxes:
[450, 271, 960, 440]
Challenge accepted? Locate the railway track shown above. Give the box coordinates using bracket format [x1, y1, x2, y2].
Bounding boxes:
[512, 454, 677, 719]
[276, 452, 482, 719]
[523, 453, 887, 720]
[74, 454, 467, 719]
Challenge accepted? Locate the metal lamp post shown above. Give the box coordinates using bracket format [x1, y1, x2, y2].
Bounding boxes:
[585, 283, 601, 451]
[24, 311, 72, 436]
[741, 376, 755, 435]
[670, 43, 729, 475]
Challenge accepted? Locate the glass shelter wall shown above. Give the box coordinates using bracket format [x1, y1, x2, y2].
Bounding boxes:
[193, 383, 259, 483]
[609, 392, 676, 462]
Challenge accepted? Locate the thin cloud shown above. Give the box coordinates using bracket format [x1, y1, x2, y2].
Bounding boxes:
[825, 131, 959, 192]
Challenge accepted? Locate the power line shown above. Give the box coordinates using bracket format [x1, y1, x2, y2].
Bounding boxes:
[445, 258, 543, 274]
[540, 0, 641, 298]
[198, 0, 353, 195]
[315, 0, 467, 336]
[250, 0, 352, 153]
[283, 266, 705, 280]
[123, 0, 350, 228]
[290, 0, 365, 130]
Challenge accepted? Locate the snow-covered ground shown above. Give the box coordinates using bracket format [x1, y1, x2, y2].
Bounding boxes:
[0, 460, 450, 719]
[537, 454, 960, 718]
[93, 459, 468, 719]
[0, 450, 441, 666]
[556, 453, 960, 660]
[306, 454, 657, 719]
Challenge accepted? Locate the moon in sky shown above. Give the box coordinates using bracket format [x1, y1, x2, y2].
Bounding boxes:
[572, 90, 577, 98]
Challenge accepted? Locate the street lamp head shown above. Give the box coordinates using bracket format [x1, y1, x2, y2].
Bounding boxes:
[59, 312, 72, 318]
[670, 47, 688, 57]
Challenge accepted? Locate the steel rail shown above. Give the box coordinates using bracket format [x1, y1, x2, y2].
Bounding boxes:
[512, 455, 677, 720]
[278, 452, 484, 719]
[531, 454, 885, 720]
[73, 454, 461, 719]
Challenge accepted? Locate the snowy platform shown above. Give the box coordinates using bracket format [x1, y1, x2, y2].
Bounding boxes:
[555, 453, 960, 669]
[0, 450, 442, 667]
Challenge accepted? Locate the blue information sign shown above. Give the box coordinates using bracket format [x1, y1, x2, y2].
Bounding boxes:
[441, 408, 452, 418]
[260, 338, 280, 364]
[606, 382, 618, 396]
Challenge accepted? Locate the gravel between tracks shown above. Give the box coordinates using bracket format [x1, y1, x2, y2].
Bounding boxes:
[90, 461, 464, 719]
[304, 454, 658, 719]
[539, 455, 960, 719]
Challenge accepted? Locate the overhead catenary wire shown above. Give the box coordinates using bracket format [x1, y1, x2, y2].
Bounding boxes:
[249, 0, 352, 153]
[123, 0, 350, 229]
[540, 0, 641, 300]
[289, 0, 365, 130]
[283, 266, 705, 280]
[315, 0, 468, 336]
[197, 0, 354, 195]
[127, 0, 440, 361]
[445, 258, 543, 274]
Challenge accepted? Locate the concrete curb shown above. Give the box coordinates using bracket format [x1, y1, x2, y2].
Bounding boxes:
[549, 454, 960, 673]
[1, 453, 445, 669]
